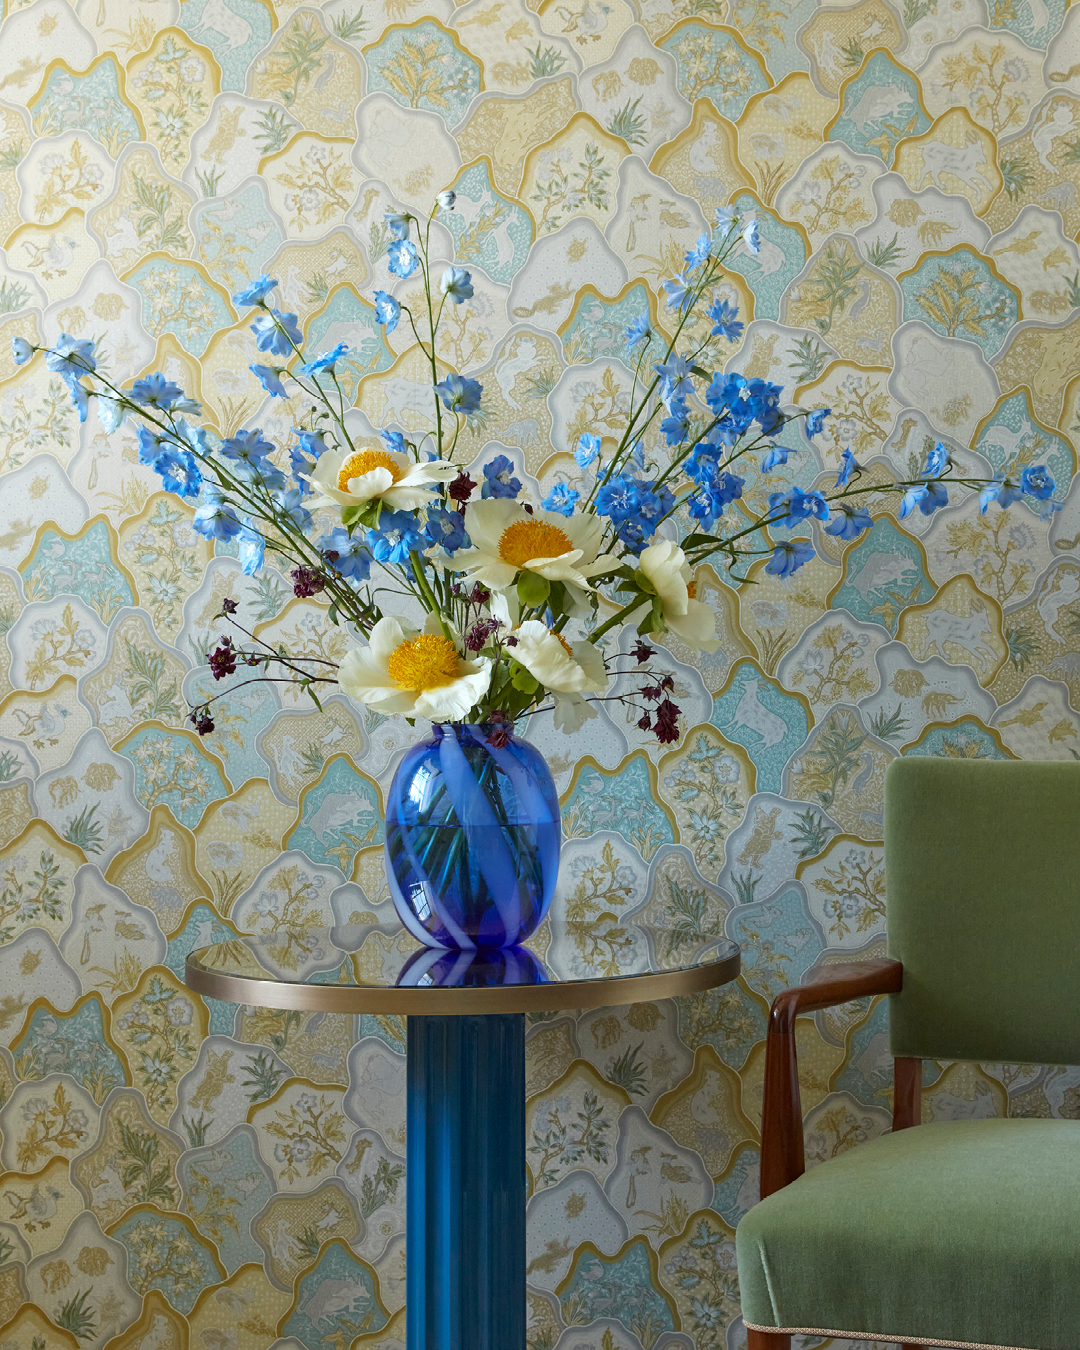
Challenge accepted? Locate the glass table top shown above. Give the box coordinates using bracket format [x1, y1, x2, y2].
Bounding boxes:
[185, 919, 740, 1015]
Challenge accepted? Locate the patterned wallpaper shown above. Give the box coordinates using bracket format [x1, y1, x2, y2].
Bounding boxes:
[1, 0, 1080, 1345]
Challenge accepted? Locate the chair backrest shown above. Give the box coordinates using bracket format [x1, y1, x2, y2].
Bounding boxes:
[885, 756, 1080, 1065]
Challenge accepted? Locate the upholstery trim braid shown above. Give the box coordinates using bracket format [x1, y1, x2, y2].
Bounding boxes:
[743, 1322, 1035, 1349]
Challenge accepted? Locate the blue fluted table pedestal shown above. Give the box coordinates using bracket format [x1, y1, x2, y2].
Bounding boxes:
[185, 923, 739, 1349]
[408, 1013, 525, 1350]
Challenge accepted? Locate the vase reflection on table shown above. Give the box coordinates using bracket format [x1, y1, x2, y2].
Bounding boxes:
[384, 721, 561, 950]
[397, 943, 550, 987]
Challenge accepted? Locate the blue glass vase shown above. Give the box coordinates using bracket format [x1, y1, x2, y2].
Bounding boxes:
[384, 722, 561, 949]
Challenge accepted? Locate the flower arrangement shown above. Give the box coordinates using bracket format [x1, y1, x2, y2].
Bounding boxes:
[12, 198, 1057, 747]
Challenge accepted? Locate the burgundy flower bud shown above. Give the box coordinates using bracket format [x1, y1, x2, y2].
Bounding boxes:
[221, 597, 238, 615]
[637, 712, 652, 732]
[469, 584, 490, 605]
[290, 565, 326, 598]
[189, 706, 215, 736]
[631, 641, 655, 665]
[448, 471, 476, 503]
[640, 683, 661, 702]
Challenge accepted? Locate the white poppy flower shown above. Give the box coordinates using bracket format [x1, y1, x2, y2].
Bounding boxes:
[338, 616, 491, 722]
[308, 444, 456, 514]
[509, 620, 608, 695]
[635, 540, 719, 651]
[451, 499, 617, 608]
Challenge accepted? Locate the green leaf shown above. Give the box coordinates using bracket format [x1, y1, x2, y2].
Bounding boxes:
[680, 533, 720, 550]
[517, 571, 550, 607]
[510, 662, 539, 695]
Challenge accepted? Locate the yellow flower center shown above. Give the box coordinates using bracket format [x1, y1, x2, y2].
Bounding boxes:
[687, 579, 697, 600]
[555, 632, 573, 658]
[386, 634, 461, 691]
[337, 450, 402, 492]
[498, 519, 573, 568]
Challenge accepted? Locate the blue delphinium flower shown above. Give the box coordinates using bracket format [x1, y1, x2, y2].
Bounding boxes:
[617, 519, 652, 553]
[176, 420, 212, 457]
[805, 407, 830, 437]
[97, 395, 128, 433]
[1021, 464, 1056, 500]
[576, 433, 602, 470]
[482, 454, 522, 499]
[836, 448, 863, 487]
[542, 483, 580, 517]
[274, 487, 312, 531]
[387, 239, 419, 278]
[761, 444, 793, 473]
[251, 364, 287, 397]
[367, 509, 425, 564]
[250, 309, 303, 357]
[661, 273, 694, 312]
[289, 430, 327, 495]
[437, 190, 456, 209]
[47, 334, 97, 379]
[654, 353, 695, 406]
[714, 205, 736, 232]
[742, 218, 761, 255]
[435, 372, 483, 416]
[768, 486, 829, 522]
[706, 298, 743, 342]
[374, 291, 401, 334]
[247, 458, 288, 492]
[232, 275, 278, 307]
[440, 267, 473, 303]
[625, 313, 652, 348]
[384, 211, 410, 240]
[11, 336, 34, 365]
[238, 519, 265, 575]
[596, 474, 640, 523]
[153, 447, 203, 499]
[193, 493, 243, 540]
[382, 429, 407, 455]
[980, 472, 1023, 513]
[660, 399, 690, 446]
[424, 506, 471, 554]
[765, 538, 815, 577]
[130, 372, 184, 407]
[219, 428, 275, 468]
[687, 440, 722, 483]
[919, 479, 949, 514]
[684, 234, 711, 271]
[65, 378, 90, 422]
[636, 480, 674, 530]
[924, 440, 949, 476]
[320, 526, 372, 581]
[136, 425, 171, 465]
[298, 342, 349, 376]
[825, 500, 873, 541]
[688, 469, 744, 531]
[899, 484, 929, 517]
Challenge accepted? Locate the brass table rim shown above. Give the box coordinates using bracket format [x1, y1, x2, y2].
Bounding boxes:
[184, 944, 740, 1015]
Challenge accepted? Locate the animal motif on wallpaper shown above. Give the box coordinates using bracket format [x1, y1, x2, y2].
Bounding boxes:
[737, 806, 784, 869]
[188, 1050, 237, 1112]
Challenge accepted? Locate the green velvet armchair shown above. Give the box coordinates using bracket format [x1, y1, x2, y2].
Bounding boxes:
[736, 758, 1080, 1350]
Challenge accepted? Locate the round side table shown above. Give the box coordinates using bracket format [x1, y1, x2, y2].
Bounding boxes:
[186, 921, 740, 1350]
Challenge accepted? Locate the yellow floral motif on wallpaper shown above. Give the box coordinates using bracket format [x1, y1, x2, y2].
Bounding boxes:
[1, 0, 1079, 1344]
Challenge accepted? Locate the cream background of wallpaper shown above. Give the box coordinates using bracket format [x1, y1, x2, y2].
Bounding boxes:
[0, 0, 1079, 1346]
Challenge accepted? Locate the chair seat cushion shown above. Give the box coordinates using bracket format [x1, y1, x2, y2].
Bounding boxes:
[736, 1118, 1080, 1350]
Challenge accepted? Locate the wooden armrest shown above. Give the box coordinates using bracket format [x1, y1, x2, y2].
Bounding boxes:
[760, 959, 906, 1200]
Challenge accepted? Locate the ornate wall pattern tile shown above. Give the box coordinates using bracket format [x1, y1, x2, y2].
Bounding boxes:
[0, 0, 1078, 1344]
